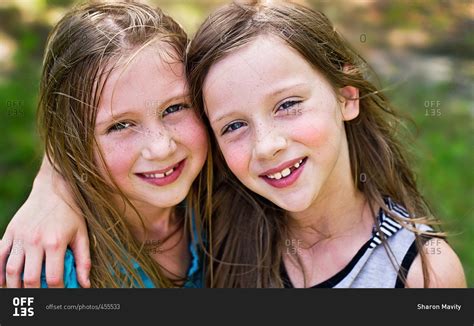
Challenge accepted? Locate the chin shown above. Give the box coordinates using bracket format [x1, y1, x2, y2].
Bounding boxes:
[278, 203, 312, 213]
[269, 194, 313, 213]
[139, 191, 188, 208]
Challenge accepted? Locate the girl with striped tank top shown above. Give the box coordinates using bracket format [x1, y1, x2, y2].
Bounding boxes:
[185, 1, 466, 288]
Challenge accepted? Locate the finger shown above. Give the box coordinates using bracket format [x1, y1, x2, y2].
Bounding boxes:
[22, 246, 44, 288]
[70, 230, 91, 288]
[44, 242, 66, 288]
[5, 240, 25, 288]
[0, 236, 13, 286]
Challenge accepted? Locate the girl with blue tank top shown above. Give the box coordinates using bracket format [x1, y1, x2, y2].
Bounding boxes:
[9, 2, 211, 288]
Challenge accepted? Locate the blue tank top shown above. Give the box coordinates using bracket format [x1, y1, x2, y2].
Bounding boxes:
[38, 211, 203, 288]
[39, 239, 202, 288]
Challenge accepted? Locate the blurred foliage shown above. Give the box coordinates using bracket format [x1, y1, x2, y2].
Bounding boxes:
[0, 0, 472, 286]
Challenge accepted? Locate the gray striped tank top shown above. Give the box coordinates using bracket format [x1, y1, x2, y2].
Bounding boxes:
[281, 197, 433, 288]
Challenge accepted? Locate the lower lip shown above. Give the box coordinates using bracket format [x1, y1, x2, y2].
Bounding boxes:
[260, 158, 307, 189]
[136, 159, 186, 187]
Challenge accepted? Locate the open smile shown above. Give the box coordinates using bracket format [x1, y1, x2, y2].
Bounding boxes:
[135, 159, 186, 187]
[259, 157, 307, 188]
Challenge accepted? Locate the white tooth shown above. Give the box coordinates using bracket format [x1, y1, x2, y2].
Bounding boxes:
[267, 175, 274, 179]
[294, 163, 300, 169]
[274, 172, 282, 180]
[156, 173, 165, 178]
[165, 169, 174, 176]
[281, 168, 291, 177]
[299, 159, 303, 164]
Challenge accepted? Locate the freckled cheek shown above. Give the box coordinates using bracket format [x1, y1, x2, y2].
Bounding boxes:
[288, 117, 333, 151]
[219, 141, 251, 178]
[96, 139, 139, 178]
[172, 114, 209, 157]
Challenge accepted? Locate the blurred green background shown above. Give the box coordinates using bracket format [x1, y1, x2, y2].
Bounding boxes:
[0, 0, 472, 287]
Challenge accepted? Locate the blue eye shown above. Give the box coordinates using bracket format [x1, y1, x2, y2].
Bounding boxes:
[222, 121, 247, 135]
[278, 100, 301, 111]
[107, 121, 132, 133]
[162, 104, 188, 117]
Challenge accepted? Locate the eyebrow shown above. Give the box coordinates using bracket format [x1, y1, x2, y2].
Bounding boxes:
[210, 82, 309, 125]
[96, 93, 190, 127]
[96, 111, 131, 128]
[269, 82, 308, 97]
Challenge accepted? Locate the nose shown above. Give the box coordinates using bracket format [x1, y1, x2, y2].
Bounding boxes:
[253, 122, 288, 160]
[141, 126, 177, 161]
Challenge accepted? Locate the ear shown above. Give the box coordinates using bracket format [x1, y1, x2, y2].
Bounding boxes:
[339, 85, 359, 122]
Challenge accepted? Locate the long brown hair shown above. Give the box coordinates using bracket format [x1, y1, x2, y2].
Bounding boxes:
[187, 0, 442, 287]
[38, 1, 212, 287]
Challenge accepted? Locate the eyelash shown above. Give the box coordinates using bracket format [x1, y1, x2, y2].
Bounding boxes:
[161, 103, 189, 117]
[277, 100, 302, 112]
[106, 103, 189, 134]
[221, 121, 247, 135]
[107, 121, 133, 133]
[220, 100, 302, 135]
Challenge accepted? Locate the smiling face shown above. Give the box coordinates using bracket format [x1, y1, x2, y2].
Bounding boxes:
[203, 35, 359, 213]
[94, 44, 208, 217]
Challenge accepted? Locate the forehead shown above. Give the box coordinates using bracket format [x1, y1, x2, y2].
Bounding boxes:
[97, 44, 187, 118]
[202, 35, 329, 113]
[203, 35, 333, 120]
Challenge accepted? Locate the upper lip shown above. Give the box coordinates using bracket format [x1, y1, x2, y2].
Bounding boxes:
[259, 157, 306, 176]
[136, 159, 184, 175]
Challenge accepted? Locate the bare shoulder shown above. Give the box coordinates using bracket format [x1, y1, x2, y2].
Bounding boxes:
[406, 238, 467, 288]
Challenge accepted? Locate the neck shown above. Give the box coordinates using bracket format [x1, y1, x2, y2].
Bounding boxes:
[122, 203, 180, 243]
[288, 144, 373, 246]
